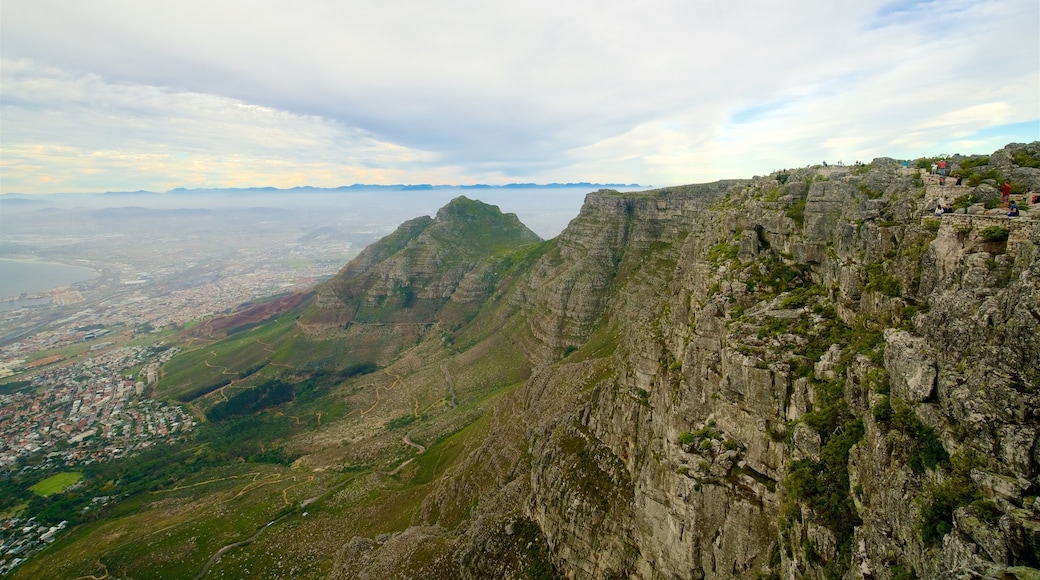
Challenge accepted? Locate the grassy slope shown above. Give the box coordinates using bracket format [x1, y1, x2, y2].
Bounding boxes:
[28, 472, 83, 497]
[15, 236, 543, 579]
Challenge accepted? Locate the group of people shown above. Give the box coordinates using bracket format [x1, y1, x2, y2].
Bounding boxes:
[1000, 181, 1022, 216]
[821, 160, 864, 168]
[929, 160, 965, 186]
[933, 180, 1021, 217]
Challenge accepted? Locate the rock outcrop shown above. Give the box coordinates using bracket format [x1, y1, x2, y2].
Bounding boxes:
[317, 146, 1040, 579]
[437, 145, 1038, 579]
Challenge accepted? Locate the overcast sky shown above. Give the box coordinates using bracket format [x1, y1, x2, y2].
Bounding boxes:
[2, 0, 1038, 194]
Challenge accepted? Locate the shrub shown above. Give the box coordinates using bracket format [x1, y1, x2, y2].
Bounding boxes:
[677, 431, 695, 446]
[956, 155, 989, 173]
[205, 379, 294, 421]
[979, 226, 1009, 242]
[918, 453, 979, 546]
[890, 398, 948, 471]
[1011, 150, 1040, 168]
[967, 168, 1002, 187]
[779, 284, 824, 309]
[864, 263, 901, 297]
[707, 241, 739, 264]
[786, 198, 807, 227]
[385, 414, 417, 430]
[872, 395, 893, 424]
[783, 368, 864, 575]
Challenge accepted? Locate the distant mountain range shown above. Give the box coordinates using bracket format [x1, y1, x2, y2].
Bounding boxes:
[169, 182, 644, 193]
[1, 182, 645, 197]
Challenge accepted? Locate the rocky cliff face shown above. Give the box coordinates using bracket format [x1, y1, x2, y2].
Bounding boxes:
[310, 196, 541, 326]
[323, 145, 1040, 579]
[302, 196, 541, 362]
[445, 145, 1036, 579]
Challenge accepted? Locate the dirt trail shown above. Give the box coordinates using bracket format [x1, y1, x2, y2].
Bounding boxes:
[403, 433, 426, 454]
[359, 371, 403, 417]
[194, 514, 290, 579]
[385, 433, 426, 476]
[72, 561, 108, 580]
[256, 339, 292, 368]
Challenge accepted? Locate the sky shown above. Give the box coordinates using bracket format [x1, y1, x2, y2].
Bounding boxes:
[1, 0, 1038, 194]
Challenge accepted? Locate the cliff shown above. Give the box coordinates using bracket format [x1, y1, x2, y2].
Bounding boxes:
[337, 144, 1040, 579]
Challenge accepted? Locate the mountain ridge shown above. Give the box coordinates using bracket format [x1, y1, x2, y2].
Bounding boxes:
[0, 182, 645, 198]
[12, 143, 1040, 579]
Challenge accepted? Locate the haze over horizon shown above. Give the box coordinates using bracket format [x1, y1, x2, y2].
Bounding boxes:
[2, 0, 1038, 195]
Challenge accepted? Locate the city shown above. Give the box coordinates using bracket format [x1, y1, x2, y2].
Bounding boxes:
[0, 193, 379, 574]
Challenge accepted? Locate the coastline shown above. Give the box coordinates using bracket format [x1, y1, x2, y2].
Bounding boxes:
[0, 257, 99, 301]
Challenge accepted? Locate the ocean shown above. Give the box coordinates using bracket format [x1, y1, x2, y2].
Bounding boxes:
[0, 258, 98, 299]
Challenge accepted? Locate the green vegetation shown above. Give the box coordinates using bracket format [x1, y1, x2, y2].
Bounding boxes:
[750, 256, 811, 295]
[205, 379, 294, 421]
[778, 284, 824, 309]
[678, 422, 722, 448]
[875, 397, 947, 472]
[864, 263, 901, 297]
[784, 406, 863, 576]
[957, 155, 988, 171]
[176, 378, 231, 402]
[29, 472, 83, 497]
[857, 184, 882, 199]
[1012, 149, 1040, 168]
[980, 226, 1010, 242]
[556, 423, 633, 515]
[707, 240, 739, 264]
[918, 452, 980, 546]
[968, 168, 1002, 187]
[385, 414, 419, 430]
[157, 311, 300, 401]
[0, 379, 32, 395]
[775, 313, 887, 576]
[786, 197, 807, 227]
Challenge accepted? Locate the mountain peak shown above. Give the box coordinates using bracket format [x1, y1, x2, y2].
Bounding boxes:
[435, 195, 512, 222]
[306, 196, 541, 329]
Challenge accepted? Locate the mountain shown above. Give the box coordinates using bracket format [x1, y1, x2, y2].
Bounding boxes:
[308, 196, 541, 327]
[13, 143, 1040, 579]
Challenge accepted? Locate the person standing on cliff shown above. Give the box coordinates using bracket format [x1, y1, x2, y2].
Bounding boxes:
[1002, 181, 1012, 209]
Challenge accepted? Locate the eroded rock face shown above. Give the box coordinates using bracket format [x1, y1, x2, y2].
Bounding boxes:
[508, 146, 1040, 579]
[884, 329, 936, 403]
[309, 196, 541, 327]
[335, 146, 1040, 579]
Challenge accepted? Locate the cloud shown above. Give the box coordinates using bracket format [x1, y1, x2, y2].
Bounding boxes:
[1, 0, 1037, 193]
